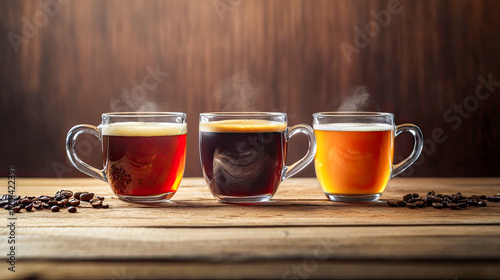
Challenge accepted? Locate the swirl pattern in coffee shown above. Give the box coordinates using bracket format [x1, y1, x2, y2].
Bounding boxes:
[200, 120, 287, 200]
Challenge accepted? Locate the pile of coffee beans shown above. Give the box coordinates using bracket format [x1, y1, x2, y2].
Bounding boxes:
[0, 190, 109, 213]
[387, 191, 500, 209]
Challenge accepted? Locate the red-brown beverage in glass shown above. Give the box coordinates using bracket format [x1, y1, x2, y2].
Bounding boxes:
[102, 122, 187, 199]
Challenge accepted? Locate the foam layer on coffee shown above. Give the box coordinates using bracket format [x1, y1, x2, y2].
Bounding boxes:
[200, 119, 287, 133]
[101, 122, 187, 136]
[314, 123, 393, 132]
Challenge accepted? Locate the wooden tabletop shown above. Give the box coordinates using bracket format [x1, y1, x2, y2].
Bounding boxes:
[1, 177, 500, 279]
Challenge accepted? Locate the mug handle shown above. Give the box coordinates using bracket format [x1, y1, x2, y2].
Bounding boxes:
[65, 125, 107, 182]
[282, 124, 317, 181]
[391, 123, 424, 178]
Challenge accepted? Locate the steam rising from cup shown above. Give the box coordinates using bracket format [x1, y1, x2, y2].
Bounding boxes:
[338, 86, 377, 111]
[214, 71, 262, 112]
[111, 80, 160, 112]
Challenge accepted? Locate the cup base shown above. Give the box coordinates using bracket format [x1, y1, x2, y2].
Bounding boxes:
[325, 193, 382, 202]
[215, 194, 273, 204]
[118, 192, 175, 203]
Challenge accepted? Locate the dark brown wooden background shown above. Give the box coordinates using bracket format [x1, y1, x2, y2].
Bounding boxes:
[1, 0, 499, 178]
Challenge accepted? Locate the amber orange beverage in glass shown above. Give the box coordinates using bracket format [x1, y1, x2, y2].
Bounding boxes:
[313, 112, 423, 202]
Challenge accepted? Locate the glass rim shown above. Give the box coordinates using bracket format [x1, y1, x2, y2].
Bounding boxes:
[103, 112, 186, 118]
[200, 112, 286, 117]
[313, 111, 394, 118]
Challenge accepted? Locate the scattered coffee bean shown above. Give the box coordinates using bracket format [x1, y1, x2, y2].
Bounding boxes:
[447, 203, 459, 209]
[406, 203, 416, 209]
[74, 192, 83, 199]
[13, 206, 21, 213]
[67, 206, 77, 213]
[387, 200, 399, 207]
[102, 203, 109, 208]
[68, 199, 80, 206]
[80, 192, 94, 201]
[4, 205, 11, 210]
[432, 202, 444, 209]
[91, 200, 103, 208]
[96, 196, 105, 201]
[415, 201, 426, 208]
[51, 205, 60, 212]
[389, 191, 500, 210]
[25, 203, 33, 212]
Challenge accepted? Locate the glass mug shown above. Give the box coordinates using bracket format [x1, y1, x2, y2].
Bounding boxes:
[313, 112, 423, 202]
[199, 112, 317, 203]
[66, 112, 187, 202]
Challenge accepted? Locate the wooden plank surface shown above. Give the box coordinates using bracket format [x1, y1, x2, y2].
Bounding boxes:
[1, 177, 500, 279]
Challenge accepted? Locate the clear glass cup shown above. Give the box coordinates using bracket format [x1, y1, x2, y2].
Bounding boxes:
[199, 112, 317, 203]
[66, 112, 187, 203]
[313, 112, 423, 202]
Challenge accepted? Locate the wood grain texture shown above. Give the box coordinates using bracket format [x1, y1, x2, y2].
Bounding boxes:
[1, 0, 500, 178]
[0, 178, 500, 279]
[3, 177, 500, 227]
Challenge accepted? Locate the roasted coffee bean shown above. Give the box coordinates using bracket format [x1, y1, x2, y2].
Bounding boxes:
[41, 202, 49, 208]
[13, 206, 21, 213]
[432, 202, 444, 209]
[448, 203, 459, 209]
[415, 201, 425, 208]
[436, 194, 444, 198]
[427, 191, 436, 197]
[406, 203, 416, 209]
[478, 200, 487, 207]
[493, 196, 500, 202]
[91, 200, 102, 208]
[0, 200, 9, 207]
[20, 198, 31, 205]
[57, 201, 66, 207]
[457, 202, 468, 208]
[102, 203, 109, 208]
[51, 205, 60, 212]
[74, 192, 83, 199]
[396, 200, 406, 207]
[4, 205, 12, 210]
[467, 199, 478, 206]
[96, 196, 105, 201]
[60, 199, 69, 205]
[479, 195, 487, 199]
[48, 200, 58, 206]
[25, 203, 33, 212]
[432, 196, 443, 202]
[89, 198, 100, 203]
[68, 199, 80, 206]
[80, 192, 94, 201]
[33, 201, 42, 209]
[387, 200, 399, 207]
[0, 194, 11, 200]
[487, 196, 495, 201]
[67, 206, 77, 213]
[39, 196, 50, 203]
[403, 193, 413, 202]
